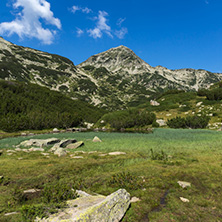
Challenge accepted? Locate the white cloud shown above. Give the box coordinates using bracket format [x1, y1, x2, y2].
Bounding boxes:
[115, 27, 128, 39]
[117, 18, 126, 27]
[76, 27, 84, 37]
[88, 11, 112, 39]
[71, 5, 92, 14]
[0, 0, 61, 44]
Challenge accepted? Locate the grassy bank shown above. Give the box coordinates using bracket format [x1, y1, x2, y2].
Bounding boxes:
[0, 129, 222, 221]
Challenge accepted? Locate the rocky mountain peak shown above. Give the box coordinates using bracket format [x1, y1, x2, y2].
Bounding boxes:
[78, 45, 151, 74]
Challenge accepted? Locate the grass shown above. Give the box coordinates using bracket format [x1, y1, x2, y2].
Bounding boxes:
[0, 129, 222, 221]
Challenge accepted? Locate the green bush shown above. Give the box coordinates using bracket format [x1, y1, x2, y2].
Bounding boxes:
[167, 115, 210, 129]
[150, 149, 168, 161]
[21, 204, 47, 222]
[167, 116, 187, 129]
[185, 115, 210, 129]
[21, 203, 64, 221]
[99, 109, 156, 130]
[152, 121, 160, 128]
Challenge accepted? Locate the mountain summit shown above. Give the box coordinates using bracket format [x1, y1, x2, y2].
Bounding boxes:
[79, 45, 151, 74]
[0, 37, 222, 109]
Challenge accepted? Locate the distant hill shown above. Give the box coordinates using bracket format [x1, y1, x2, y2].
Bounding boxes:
[0, 80, 105, 132]
[1, 37, 222, 110]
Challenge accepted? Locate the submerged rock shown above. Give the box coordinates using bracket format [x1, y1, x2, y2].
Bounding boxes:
[20, 138, 60, 147]
[66, 141, 84, 149]
[50, 139, 77, 151]
[92, 136, 102, 142]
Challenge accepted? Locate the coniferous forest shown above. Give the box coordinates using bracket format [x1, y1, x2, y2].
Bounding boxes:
[0, 80, 105, 132]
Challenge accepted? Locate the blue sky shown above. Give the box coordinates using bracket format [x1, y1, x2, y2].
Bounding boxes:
[0, 0, 222, 72]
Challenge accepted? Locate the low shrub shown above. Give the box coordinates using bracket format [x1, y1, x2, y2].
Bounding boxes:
[107, 172, 144, 191]
[21, 203, 64, 222]
[98, 109, 156, 130]
[167, 115, 210, 129]
[150, 149, 168, 161]
[21, 204, 47, 222]
[152, 121, 160, 128]
[42, 182, 78, 204]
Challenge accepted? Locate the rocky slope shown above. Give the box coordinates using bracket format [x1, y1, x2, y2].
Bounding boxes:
[1, 37, 222, 109]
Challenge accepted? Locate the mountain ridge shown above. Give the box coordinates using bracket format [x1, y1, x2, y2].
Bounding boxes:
[1, 36, 222, 109]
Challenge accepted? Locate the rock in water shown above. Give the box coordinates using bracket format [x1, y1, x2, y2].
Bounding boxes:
[60, 139, 77, 148]
[66, 141, 84, 149]
[20, 138, 60, 147]
[36, 189, 130, 222]
[92, 136, 102, 142]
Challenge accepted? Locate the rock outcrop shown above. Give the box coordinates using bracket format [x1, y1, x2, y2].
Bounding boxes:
[36, 189, 130, 222]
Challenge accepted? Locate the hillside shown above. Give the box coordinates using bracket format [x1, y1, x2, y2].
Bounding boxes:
[1, 37, 222, 109]
[0, 80, 105, 132]
[95, 86, 222, 131]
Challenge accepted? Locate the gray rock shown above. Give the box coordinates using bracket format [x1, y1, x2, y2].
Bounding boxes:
[4, 212, 19, 216]
[99, 154, 107, 157]
[92, 136, 102, 142]
[41, 153, 50, 156]
[130, 197, 141, 203]
[52, 128, 59, 133]
[66, 141, 84, 149]
[36, 189, 130, 222]
[7, 150, 16, 153]
[71, 156, 84, 159]
[196, 102, 203, 107]
[15, 148, 22, 151]
[108, 152, 126, 156]
[156, 119, 166, 126]
[180, 197, 190, 203]
[53, 139, 77, 149]
[29, 147, 45, 152]
[24, 189, 41, 194]
[76, 190, 91, 197]
[150, 100, 160, 106]
[177, 181, 191, 188]
[54, 148, 67, 157]
[20, 138, 60, 147]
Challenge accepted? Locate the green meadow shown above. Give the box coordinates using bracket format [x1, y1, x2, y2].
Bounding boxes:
[0, 129, 222, 221]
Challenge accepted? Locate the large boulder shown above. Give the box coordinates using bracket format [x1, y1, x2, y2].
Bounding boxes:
[20, 138, 60, 147]
[66, 141, 84, 149]
[36, 189, 130, 222]
[93, 136, 102, 142]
